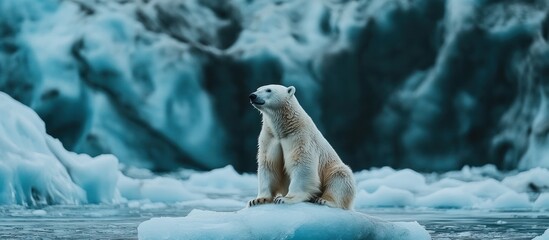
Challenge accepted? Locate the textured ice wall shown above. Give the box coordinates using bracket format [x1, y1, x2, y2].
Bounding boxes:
[1, 0, 549, 171]
[0, 92, 120, 205]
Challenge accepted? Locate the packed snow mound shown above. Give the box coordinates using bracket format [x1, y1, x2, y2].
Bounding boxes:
[137, 203, 430, 240]
[0, 92, 120, 205]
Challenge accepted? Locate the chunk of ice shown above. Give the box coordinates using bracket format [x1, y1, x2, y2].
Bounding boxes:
[138, 203, 430, 240]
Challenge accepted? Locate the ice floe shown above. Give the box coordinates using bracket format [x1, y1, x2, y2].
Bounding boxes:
[138, 203, 430, 240]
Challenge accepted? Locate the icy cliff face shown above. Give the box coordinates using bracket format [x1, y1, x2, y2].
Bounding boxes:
[1, 0, 548, 172]
[0, 92, 120, 205]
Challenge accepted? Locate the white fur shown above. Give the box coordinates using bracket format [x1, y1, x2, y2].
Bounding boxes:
[248, 85, 356, 210]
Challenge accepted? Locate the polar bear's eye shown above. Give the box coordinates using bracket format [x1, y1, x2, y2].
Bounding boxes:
[266, 89, 272, 93]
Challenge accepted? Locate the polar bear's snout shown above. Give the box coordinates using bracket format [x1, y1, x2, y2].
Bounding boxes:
[249, 92, 265, 105]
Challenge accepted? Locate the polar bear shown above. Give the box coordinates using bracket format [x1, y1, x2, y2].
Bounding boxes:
[247, 84, 355, 210]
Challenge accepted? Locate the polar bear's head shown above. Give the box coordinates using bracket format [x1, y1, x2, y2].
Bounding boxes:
[249, 84, 296, 110]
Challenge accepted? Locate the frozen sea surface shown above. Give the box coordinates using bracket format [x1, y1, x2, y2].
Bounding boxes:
[1, 204, 548, 240]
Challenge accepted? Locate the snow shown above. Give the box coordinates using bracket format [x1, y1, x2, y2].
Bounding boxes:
[137, 203, 430, 240]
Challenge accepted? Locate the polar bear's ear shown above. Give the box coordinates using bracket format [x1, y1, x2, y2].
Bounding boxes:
[287, 86, 296, 96]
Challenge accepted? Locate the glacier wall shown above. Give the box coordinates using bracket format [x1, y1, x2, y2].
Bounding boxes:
[0, 91, 120, 205]
[1, 0, 548, 172]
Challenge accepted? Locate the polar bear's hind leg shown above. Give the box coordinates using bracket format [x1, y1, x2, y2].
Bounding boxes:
[315, 169, 355, 210]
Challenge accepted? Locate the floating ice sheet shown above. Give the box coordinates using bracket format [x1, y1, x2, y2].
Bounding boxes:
[138, 203, 430, 240]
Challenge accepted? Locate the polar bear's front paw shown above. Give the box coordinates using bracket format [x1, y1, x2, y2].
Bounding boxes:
[248, 197, 272, 207]
[275, 195, 309, 204]
[311, 197, 327, 205]
[273, 196, 286, 204]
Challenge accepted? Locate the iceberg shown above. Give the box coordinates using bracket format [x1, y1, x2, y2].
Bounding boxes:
[0, 92, 120, 205]
[137, 203, 430, 240]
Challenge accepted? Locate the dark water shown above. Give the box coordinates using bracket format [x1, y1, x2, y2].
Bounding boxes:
[366, 209, 549, 240]
[0, 205, 547, 239]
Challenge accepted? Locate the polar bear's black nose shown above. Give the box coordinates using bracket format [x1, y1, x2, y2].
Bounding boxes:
[249, 94, 257, 100]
